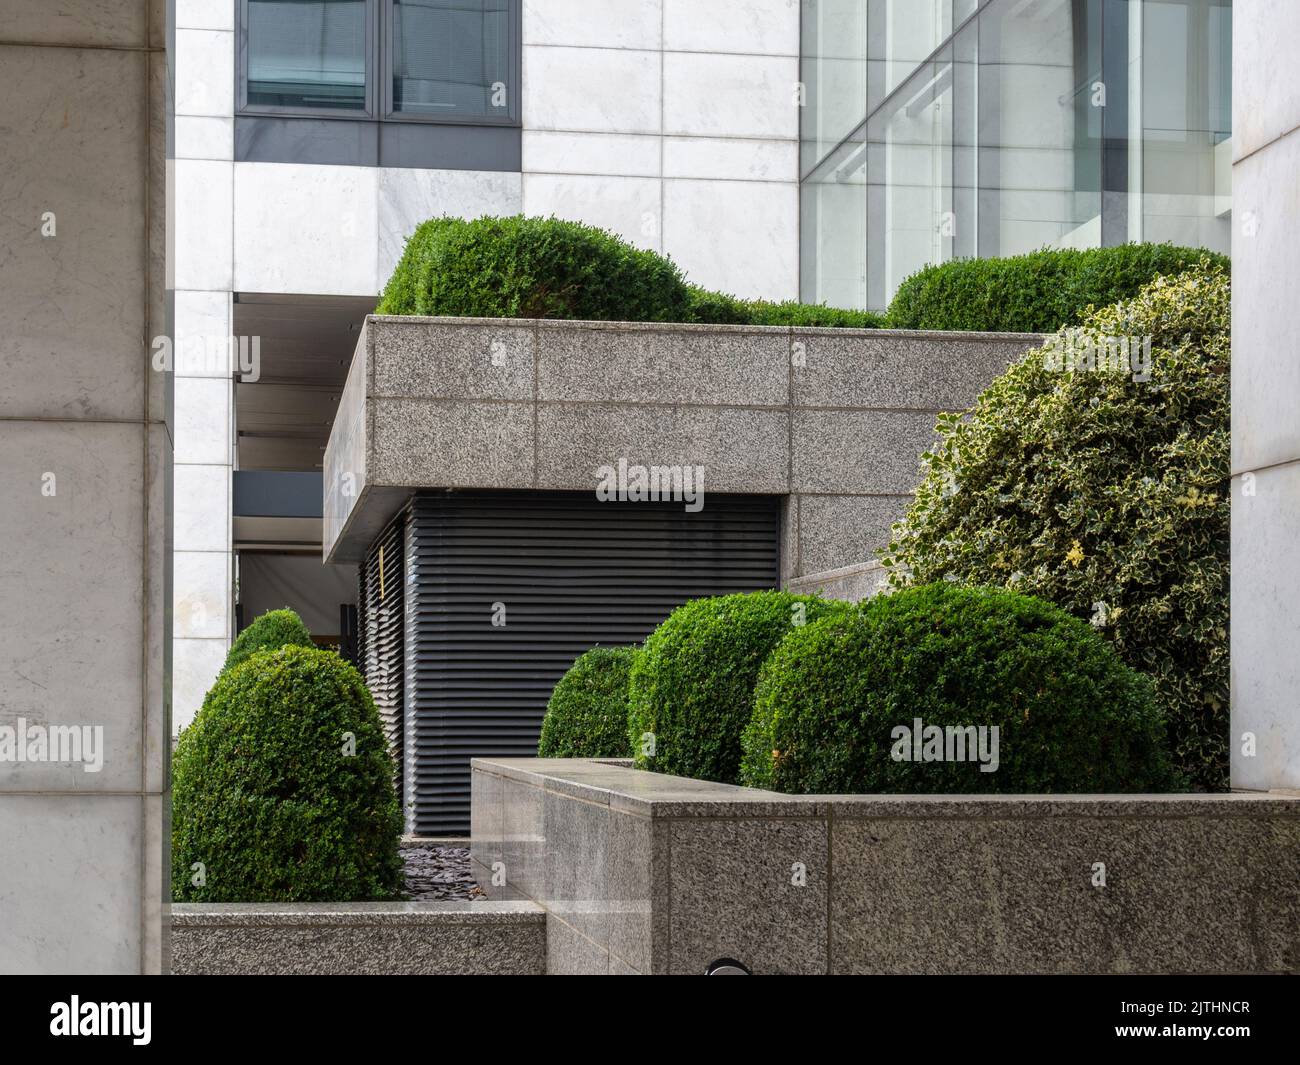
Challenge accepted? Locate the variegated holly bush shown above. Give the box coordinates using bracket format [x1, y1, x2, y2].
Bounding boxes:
[882, 261, 1230, 790]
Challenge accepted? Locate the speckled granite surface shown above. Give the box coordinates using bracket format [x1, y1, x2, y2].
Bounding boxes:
[171, 902, 545, 975]
[472, 757, 1300, 975]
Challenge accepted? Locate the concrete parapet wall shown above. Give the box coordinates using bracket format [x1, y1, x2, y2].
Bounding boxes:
[171, 901, 546, 975]
[324, 318, 1044, 580]
[471, 758, 1300, 975]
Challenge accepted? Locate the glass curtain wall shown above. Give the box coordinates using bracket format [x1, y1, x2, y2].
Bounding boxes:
[800, 0, 1232, 311]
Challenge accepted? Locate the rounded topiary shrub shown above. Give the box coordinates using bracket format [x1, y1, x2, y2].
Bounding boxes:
[172, 645, 404, 902]
[538, 645, 637, 759]
[885, 243, 1228, 334]
[376, 215, 692, 322]
[741, 584, 1180, 794]
[882, 262, 1229, 789]
[222, 607, 314, 675]
[628, 591, 850, 784]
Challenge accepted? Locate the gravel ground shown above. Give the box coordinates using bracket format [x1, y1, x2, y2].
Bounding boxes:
[401, 845, 484, 902]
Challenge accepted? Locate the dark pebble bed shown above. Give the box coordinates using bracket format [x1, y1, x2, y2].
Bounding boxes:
[401, 845, 485, 902]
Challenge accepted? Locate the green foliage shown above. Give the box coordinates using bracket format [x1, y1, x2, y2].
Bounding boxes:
[885, 243, 1229, 334]
[222, 608, 314, 676]
[376, 215, 877, 328]
[537, 646, 638, 759]
[742, 584, 1180, 794]
[627, 591, 851, 784]
[686, 285, 886, 329]
[376, 215, 692, 322]
[172, 645, 404, 902]
[882, 262, 1230, 789]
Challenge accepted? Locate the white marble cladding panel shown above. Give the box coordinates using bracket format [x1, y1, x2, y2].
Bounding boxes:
[233, 164, 524, 298]
[663, 0, 799, 56]
[234, 163, 380, 296]
[174, 28, 235, 118]
[523, 45, 662, 135]
[1231, 0, 1300, 792]
[176, 0, 236, 32]
[663, 179, 797, 300]
[172, 636, 228, 735]
[663, 52, 798, 140]
[523, 174, 663, 251]
[522, 0, 663, 50]
[378, 168, 522, 286]
[1232, 0, 1300, 161]
[520, 5, 800, 300]
[1231, 464, 1300, 791]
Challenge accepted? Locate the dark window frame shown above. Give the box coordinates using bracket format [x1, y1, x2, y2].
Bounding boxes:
[235, 0, 521, 127]
[381, 0, 521, 127]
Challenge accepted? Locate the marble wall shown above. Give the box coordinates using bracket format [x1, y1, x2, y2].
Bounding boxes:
[1230, 0, 1300, 791]
[0, 0, 170, 973]
[521, 0, 801, 301]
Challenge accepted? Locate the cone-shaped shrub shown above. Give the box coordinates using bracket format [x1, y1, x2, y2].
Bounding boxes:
[172, 645, 404, 902]
[222, 607, 314, 676]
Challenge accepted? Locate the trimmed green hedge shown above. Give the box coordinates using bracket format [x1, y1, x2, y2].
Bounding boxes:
[222, 607, 314, 676]
[741, 584, 1181, 794]
[538, 645, 637, 759]
[172, 645, 404, 902]
[377, 215, 880, 328]
[883, 262, 1230, 789]
[687, 285, 886, 329]
[377, 215, 692, 322]
[885, 243, 1229, 333]
[628, 591, 850, 784]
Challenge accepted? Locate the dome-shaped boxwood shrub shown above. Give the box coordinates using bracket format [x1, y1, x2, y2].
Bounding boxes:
[628, 591, 850, 784]
[741, 584, 1180, 794]
[222, 607, 314, 676]
[885, 243, 1228, 334]
[376, 215, 692, 322]
[882, 262, 1229, 789]
[538, 645, 638, 759]
[172, 645, 404, 902]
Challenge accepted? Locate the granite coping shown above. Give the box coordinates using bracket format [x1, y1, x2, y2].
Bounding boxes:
[471, 758, 1300, 821]
[364, 314, 1049, 345]
[170, 901, 544, 927]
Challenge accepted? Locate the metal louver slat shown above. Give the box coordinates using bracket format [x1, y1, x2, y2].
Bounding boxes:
[359, 513, 405, 802]
[402, 490, 781, 836]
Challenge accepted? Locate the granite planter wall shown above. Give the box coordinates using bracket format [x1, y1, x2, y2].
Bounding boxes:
[170, 901, 546, 975]
[323, 316, 1044, 583]
[471, 758, 1300, 975]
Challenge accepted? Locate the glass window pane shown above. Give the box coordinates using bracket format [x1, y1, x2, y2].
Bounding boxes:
[801, 0, 868, 177]
[866, 46, 955, 308]
[247, 0, 368, 111]
[802, 127, 867, 308]
[1140, 0, 1233, 255]
[392, 0, 512, 120]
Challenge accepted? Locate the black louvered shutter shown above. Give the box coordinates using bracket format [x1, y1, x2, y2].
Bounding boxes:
[359, 513, 406, 802]
[402, 490, 781, 836]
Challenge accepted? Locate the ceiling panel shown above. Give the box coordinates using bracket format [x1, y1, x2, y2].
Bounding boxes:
[233, 293, 374, 471]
